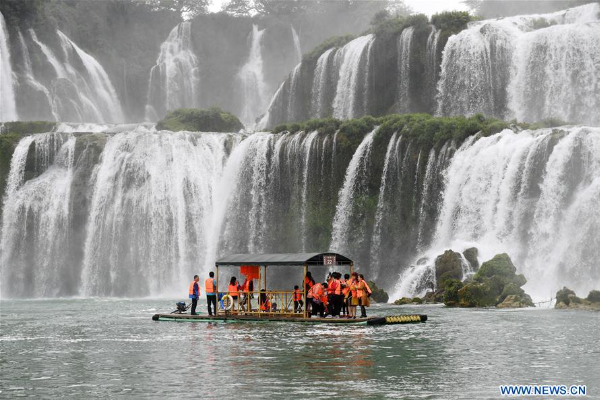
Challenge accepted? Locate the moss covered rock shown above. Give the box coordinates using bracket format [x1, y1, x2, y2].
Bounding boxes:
[463, 247, 479, 271]
[555, 287, 600, 310]
[435, 250, 463, 290]
[394, 297, 412, 305]
[367, 281, 389, 303]
[441, 253, 534, 308]
[156, 107, 244, 132]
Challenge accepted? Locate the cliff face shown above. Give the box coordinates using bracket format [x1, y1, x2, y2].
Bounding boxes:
[258, 3, 600, 129]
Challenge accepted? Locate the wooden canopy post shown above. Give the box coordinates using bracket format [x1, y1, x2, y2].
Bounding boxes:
[258, 265, 262, 317]
[350, 262, 354, 276]
[215, 265, 219, 315]
[303, 264, 308, 318]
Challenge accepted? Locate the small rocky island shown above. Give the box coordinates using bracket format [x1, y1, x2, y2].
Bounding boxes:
[395, 250, 534, 308]
[555, 287, 600, 311]
[156, 107, 244, 132]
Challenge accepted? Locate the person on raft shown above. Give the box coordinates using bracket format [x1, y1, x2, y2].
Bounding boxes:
[205, 271, 217, 316]
[228, 277, 240, 311]
[189, 275, 200, 315]
[356, 274, 372, 318]
[293, 285, 303, 313]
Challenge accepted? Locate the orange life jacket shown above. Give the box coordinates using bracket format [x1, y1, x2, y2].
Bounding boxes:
[260, 297, 271, 311]
[228, 284, 239, 297]
[310, 283, 323, 300]
[357, 281, 367, 298]
[327, 277, 334, 294]
[205, 278, 215, 294]
[334, 279, 342, 295]
[243, 280, 250, 293]
[294, 289, 302, 301]
[189, 281, 199, 297]
[349, 278, 357, 298]
[342, 279, 349, 295]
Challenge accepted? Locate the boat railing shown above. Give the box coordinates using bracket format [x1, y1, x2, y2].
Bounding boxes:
[217, 290, 303, 317]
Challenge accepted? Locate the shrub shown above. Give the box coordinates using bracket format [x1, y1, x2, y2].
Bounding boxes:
[156, 107, 244, 132]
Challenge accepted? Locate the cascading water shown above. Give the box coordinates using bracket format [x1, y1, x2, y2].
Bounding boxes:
[145, 22, 200, 122]
[425, 26, 441, 109]
[286, 63, 303, 122]
[394, 127, 600, 300]
[0, 132, 75, 297]
[237, 24, 269, 129]
[291, 25, 302, 63]
[397, 27, 414, 113]
[0, 12, 18, 121]
[437, 3, 600, 123]
[332, 35, 374, 119]
[330, 128, 376, 254]
[27, 29, 124, 123]
[311, 48, 336, 119]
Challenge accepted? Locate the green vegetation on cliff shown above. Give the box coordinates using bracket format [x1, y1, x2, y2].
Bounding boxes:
[156, 108, 244, 132]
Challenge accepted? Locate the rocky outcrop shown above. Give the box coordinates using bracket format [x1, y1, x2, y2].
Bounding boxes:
[463, 247, 479, 271]
[555, 287, 600, 311]
[435, 250, 463, 289]
[156, 107, 244, 132]
[367, 281, 389, 303]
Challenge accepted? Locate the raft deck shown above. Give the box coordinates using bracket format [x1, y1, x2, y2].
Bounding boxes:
[152, 313, 427, 326]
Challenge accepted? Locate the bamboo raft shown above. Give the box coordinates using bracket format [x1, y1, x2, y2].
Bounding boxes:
[152, 313, 427, 325]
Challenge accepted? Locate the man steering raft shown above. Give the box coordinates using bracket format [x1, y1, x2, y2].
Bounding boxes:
[189, 275, 200, 315]
[205, 272, 217, 316]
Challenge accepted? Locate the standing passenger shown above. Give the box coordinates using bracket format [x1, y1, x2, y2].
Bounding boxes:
[341, 274, 350, 317]
[228, 277, 240, 311]
[205, 272, 217, 316]
[356, 274, 371, 318]
[293, 285, 304, 313]
[348, 272, 359, 319]
[189, 275, 200, 315]
[304, 272, 315, 314]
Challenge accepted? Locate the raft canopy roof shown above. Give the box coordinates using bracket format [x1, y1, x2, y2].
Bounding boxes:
[215, 252, 352, 266]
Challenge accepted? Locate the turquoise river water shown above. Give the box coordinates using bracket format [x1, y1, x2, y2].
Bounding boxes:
[0, 299, 598, 399]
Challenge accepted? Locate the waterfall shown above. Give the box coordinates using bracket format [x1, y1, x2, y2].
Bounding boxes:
[28, 29, 123, 123]
[237, 24, 269, 129]
[425, 26, 441, 110]
[437, 3, 600, 123]
[57, 31, 124, 123]
[0, 12, 17, 121]
[81, 131, 234, 297]
[394, 126, 600, 300]
[0, 132, 75, 297]
[311, 48, 335, 118]
[145, 22, 200, 122]
[332, 35, 374, 119]
[416, 148, 436, 249]
[291, 25, 302, 63]
[397, 27, 414, 113]
[286, 63, 303, 122]
[16, 31, 58, 121]
[300, 131, 319, 251]
[330, 128, 376, 254]
[370, 133, 401, 279]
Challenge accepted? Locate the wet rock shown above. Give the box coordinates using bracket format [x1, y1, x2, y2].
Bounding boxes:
[435, 250, 463, 290]
[497, 294, 534, 308]
[555, 287, 600, 310]
[444, 253, 534, 308]
[367, 281, 389, 303]
[394, 297, 412, 305]
[463, 247, 479, 271]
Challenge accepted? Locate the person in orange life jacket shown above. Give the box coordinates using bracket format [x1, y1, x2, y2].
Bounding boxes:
[356, 274, 372, 318]
[347, 272, 359, 319]
[189, 275, 200, 315]
[331, 272, 344, 318]
[259, 289, 277, 312]
[341, 273, 350, 317]
[205, 271, 217, 316]
[310, 282, 328, 318]
[326, 273, 335, 316]
[293, 285, 304, 313]
[240, 278, 254, 312]
[228, 277, 240, 311]
[304, 272, 315, 314]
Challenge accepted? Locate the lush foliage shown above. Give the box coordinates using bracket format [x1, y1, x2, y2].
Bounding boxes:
[431, 11, 472, 33]
[156, 107, 244, 132]
[302, 34, 356, 64]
